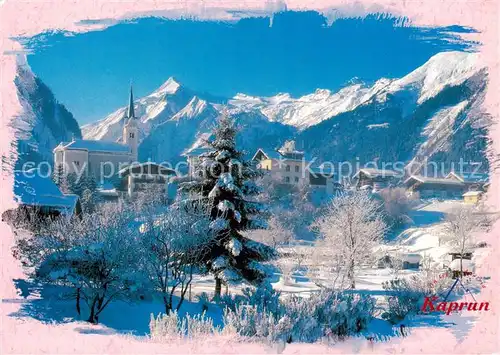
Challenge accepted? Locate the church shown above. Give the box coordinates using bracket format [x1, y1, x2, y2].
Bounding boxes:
[53, 86, 139, 178]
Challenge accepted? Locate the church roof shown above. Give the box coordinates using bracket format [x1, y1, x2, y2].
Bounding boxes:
[55, 139, 130, 154]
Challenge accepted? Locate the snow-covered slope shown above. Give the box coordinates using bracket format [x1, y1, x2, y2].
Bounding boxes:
[82, 51, 488, 170]
[13, 57, 81, 167]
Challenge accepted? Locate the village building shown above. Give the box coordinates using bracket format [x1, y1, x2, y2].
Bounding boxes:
[352, 168, 400, 190]
[53, 86, 139, 179]
[377, 252, 422, 270]
[4, 169, 82, 228]
[404, 175, 467, 199]
[252, 141, 337, 195]
[463, 190, 483, 204]
[446, 171, 489, 191]
[117, 162, 176, 199]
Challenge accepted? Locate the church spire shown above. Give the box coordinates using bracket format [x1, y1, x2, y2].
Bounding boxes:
[127, 84, 135, 119]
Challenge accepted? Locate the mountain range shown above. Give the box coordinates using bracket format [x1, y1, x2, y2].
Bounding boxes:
[14, 51, 490, 175]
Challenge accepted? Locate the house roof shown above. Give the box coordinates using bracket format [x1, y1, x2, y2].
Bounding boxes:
[252, 147, 313, 162]
[404, 175, 465, 186]
[447, 171, 489, 184]
[182, 146, 211, 157]
[463, 190, 483, 197]
[387, 252, 422, 263]
[118, 162, 176, 176]
[353, 168, 400, 179]
[54, 139, 130, 154]
[13, 169, 79, 214]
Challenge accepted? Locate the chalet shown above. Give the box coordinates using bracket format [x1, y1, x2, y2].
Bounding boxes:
[3, 169, 82, 229]
[353, 168, 400, 190]
[117, 162, 176, 199]
[446, 171, 489, 191]
[405, 175, 466, 199]
[252, 141, 337, 194]
[377, 253, 422, 270]
[463, 190, 483, 204]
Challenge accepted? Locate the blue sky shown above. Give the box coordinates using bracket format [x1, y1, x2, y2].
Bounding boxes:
[24, 12, 475, 125]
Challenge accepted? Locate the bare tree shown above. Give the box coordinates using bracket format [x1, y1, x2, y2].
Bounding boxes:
[310, 191, 387, 289]
[247, 215, 293, 249]
[378, 187, 418, 228]
[139, 199, 215, 314]
[442, 206, 484, 276]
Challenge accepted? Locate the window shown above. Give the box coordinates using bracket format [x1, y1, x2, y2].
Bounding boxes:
[74, 161, 80, 166]
[285, 176, 290, 183]
[285, 165, 290, 172]
[295, 166, 299, 172]
[294, 177, 299, 183]
[130, 132, 135, 138]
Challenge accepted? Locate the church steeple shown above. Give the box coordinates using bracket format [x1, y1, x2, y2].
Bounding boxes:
[123, 83, 138, 162]
[127, 84, 136, 119]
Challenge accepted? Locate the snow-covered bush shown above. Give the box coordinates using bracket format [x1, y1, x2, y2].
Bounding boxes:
[222, 287, 375, 343]
[150, 311, 219, 339]
[381, 278, 423, 324]
[241, 283, 282, 314]
[219, 293, 246, 312]
[196, 292, 211, 313]
[282, 290, 375, 342]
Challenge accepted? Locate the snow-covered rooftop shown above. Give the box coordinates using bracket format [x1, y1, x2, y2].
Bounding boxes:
[463, 190, 483, 197]
[183, 146, 211, 157]
[55, 139, 130, 154]
[405, 175, 465, 186]
[13, 170, 79, 214]
[447, 171, 489, 184]
[354, 168, 400, 178]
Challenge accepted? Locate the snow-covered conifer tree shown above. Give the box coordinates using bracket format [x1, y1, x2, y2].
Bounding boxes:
[179, 114, 276, 298]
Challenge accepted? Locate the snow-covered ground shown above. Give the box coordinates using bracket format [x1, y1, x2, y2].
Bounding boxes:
[2, 199, 495, 353]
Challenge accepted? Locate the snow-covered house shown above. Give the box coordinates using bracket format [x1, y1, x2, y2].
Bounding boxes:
[5, 169, 82, 225]
[377, 253, 422, 270]
[463, 190, 484, 204]
[353, 168, 400, 190]
[405, 175, 466, 199]
[117, 162, 176, 198]
[446, 171, 489, 191]
[53, 86, 139, 178]
[252, 140, 337, 194]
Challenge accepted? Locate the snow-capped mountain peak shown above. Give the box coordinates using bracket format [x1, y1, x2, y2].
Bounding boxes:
[390, 51, 481, 104]
[149, 77, 181, 98]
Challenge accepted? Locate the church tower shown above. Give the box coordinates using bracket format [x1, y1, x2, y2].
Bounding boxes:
[123, 85, 138, 162]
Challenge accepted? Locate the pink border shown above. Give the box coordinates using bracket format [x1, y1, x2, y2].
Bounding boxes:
[1, 0, 499, 353]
